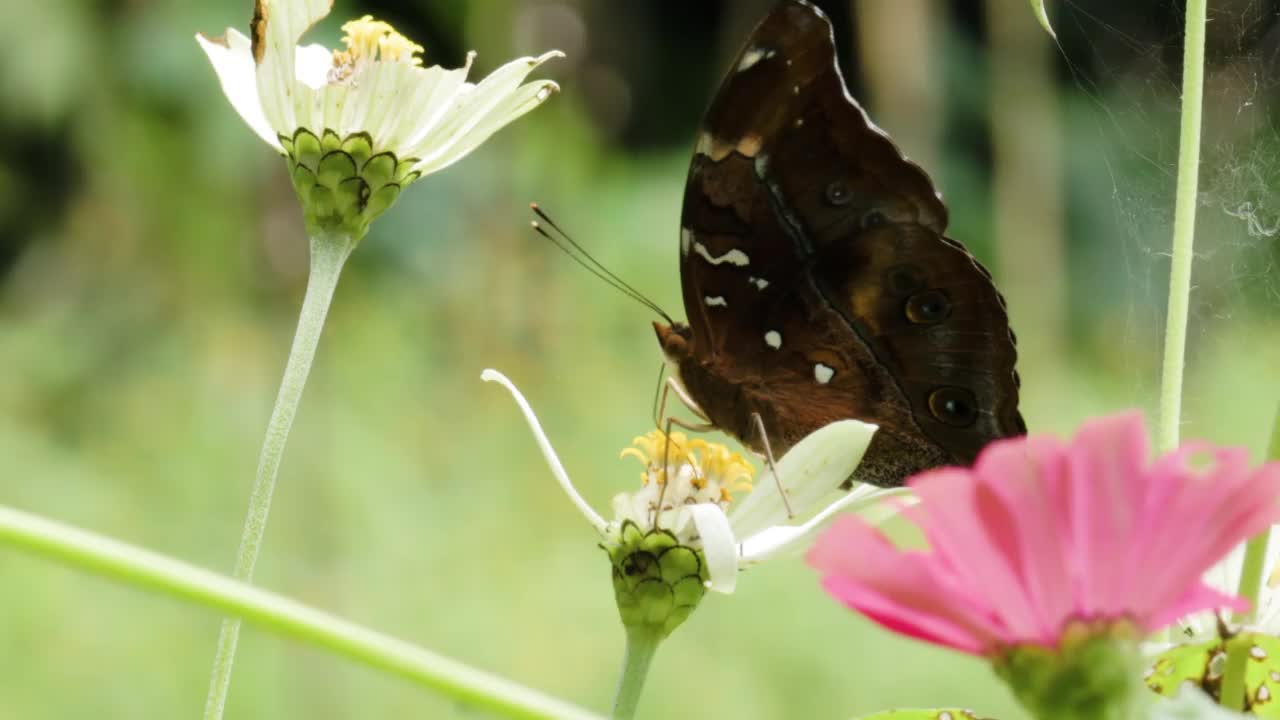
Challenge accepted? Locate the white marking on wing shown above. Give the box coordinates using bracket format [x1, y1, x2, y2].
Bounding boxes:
[736, 47, 776, 72]
[693, 242, 750, 267]
[754, 152, 770, 175]
[814, 363, 835, 385]
[748, 276, 769, 290]
[764, 331, 782, 349]
[705, 296, 728, 307]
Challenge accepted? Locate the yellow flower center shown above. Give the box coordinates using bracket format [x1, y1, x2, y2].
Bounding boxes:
[620, 431, 754, 503]
[329, 15, 424, 82]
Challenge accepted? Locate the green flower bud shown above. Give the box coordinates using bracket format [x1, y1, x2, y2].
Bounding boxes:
[603, 520, 708, 639]
[994, 622, 1144, 720]
[281, 128, 420, 240]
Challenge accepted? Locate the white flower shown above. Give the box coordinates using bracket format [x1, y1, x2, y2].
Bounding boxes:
[1179, 527, 1280, 638]
[481, 368, 911, 594]
[196, 1, 560, 237]
[197, 0, 560, 173]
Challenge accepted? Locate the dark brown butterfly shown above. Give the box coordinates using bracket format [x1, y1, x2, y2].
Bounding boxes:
[653, 0, 1025, 487]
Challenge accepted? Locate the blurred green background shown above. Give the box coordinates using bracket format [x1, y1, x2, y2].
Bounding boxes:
[2, 0, 1279, 717]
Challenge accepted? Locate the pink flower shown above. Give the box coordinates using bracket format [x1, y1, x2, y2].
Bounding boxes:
[807, 412, 1280, 656]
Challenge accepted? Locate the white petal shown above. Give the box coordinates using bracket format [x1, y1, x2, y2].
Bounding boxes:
[412, 79, 559, 175]
[610, 492, 645, 528]
[728, 419, 877, 538]
[410, 50, 563, 173]
[688, 504, 738, 594]
[195, 30, 280, 150]
[294, 43, 332, 90]
[394, 53, 477, 156]
[481, 369, 606, 532]
[739, 485, 913, 564]
[255, 0, 333, 134]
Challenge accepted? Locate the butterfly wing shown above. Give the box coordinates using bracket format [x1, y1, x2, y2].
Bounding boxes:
[674, 0, 1023, 483]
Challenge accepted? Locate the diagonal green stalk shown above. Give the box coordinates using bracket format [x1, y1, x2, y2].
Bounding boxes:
[611, 628, 661, 720]
[204, 232, 356, 719]
[0, 504, 602, 720]
[1218, 406, 1280, 711]
[1155, 0, 1207, 455]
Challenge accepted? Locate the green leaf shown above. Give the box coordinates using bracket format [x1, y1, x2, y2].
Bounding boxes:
[1146, 633, 1280, 717]
[1147, 638, 1224, 698]
[1029, 0, 1057, 39]
[1236, 634, 1280, 717]
[854, 711, 994, 720]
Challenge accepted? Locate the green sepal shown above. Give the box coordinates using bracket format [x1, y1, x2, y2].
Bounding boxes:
[290, 164, 317, 203]
[363, 153, 397, 189]
[317, 151, 358, 188]
[994, 623, 1143, 720]
[395, 158, 419, 183]
[320, 128, 342, 153]
[853, 710, 995, 720]
[620, 521, 643, 547]
[341, 132, 374, 168]
[603, 521, 708, 640]
[670, 575, 703, 608]
[1147, 633, 1280, 717]
[658, 546, 700, 584]
[307, 186, 338, 229]
[337, 173, 369, 207]
[366, 184, 401, 219]
[281, 127, 416, 239]
[292, 129, 322, 170]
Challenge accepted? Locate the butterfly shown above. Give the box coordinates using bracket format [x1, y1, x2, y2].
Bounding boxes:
[652, 0, 1025, 487]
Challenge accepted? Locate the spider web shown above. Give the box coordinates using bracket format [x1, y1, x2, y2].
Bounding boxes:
[1056, 0, 1280, 428]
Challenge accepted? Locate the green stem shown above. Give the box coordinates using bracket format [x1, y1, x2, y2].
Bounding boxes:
[0, 505, 602, 720]
[1219, 405, 1280, 711]
[1155, 0, 1207, 454]
[205, 232, 355, 719]
[612, 628, 661, 720]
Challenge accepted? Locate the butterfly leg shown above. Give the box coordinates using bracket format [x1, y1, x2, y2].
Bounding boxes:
[651, 376, 714, 527]
[752, 412, 793, 519]
[653, 374, 710, 431]
[650, 413, 720, 527]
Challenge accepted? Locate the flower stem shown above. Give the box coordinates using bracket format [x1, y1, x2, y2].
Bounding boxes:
[1219, 405, 1280, 711]
[1155, 0, 1207, 454]
[0, 504, 603, 720]
[612, 628, 662, 720]
[205, 232, 356, 719]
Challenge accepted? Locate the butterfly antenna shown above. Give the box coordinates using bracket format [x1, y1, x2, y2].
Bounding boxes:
[529, 203, 676, 326]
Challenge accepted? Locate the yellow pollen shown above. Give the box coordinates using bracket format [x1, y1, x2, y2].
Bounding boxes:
[337, 15, 424, 67]
[619, 430, 755, 500]
[380, 32, 425, 65]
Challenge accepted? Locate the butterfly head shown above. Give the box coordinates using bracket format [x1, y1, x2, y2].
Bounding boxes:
[653, 321, 693, 364]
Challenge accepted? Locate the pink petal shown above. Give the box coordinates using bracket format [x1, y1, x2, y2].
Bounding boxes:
[1062, 412, 1149, 616]
[809, 517, 1001, 652]
[909, 465, 1042, 640]
[1145, 582, 1248, 633]
[972, 434, 1076, 642]
[820, 576, 990, 655]
[807, 410, 1280, 655]
[1137, 447, 1280, 620]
